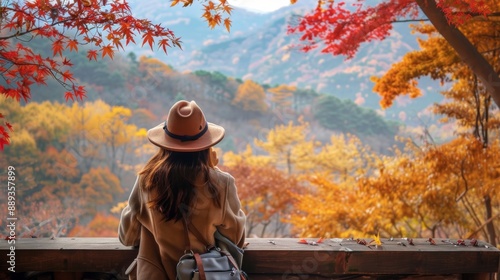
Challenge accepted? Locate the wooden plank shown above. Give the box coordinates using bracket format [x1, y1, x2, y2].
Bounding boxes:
[243, 238, 499, 276]
[248, 275, 461, 280]
[0, 237, 498, 276]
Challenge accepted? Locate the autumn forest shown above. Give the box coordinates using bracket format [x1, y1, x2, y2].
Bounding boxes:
[0, 0, 499, 248]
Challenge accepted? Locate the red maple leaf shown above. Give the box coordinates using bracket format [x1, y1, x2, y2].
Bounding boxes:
[87, 50, 98, 61]
[64, 91, 74, 102]
[101, 45, 114, 59]
[5, 122, 13, 132]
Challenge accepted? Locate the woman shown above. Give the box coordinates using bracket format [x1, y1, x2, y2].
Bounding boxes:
[119, 100, 246, 279]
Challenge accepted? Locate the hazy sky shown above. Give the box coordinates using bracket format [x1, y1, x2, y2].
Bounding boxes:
[228, 0, 291, 13]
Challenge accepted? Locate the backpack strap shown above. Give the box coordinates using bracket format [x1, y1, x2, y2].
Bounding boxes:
[187, 222, 215, 251]
[181, 211, 210, 280]
[194, 253, 207, 280]
[181, 215, 191, 251]
[181, 212, 243, 280]
[181, 211, 215, 251]
[220, 249, 241, 270]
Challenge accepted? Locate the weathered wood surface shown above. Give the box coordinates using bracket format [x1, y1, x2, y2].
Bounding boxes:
[1, 237, 499, 279]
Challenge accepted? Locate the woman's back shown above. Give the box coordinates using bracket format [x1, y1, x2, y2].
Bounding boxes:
[118, 100, 246, 279]
[120, 168, 245, 278]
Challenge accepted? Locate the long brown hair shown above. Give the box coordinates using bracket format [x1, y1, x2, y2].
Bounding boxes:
[140, 148, 221, 221]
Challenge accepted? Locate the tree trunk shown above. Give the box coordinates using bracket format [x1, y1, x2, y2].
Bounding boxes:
[483, 194, 497, 247]
[415, 0, 500, 108]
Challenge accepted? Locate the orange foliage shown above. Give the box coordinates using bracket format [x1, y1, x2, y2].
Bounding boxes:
[79, 167, 123, 214]
[68, 212, 119, 237]
[232, 80, 268, 113]
[221, 163, 302, 237]
[138, 56, 175, 79]
[171, 0, 233, 31]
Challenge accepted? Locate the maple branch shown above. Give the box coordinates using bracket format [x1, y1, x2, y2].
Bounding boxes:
[473, 75, 482, 141]
[391, 18, 429, 23]
[463, 195, 486, 235]
[463, 11, 500, 18]
[0, 52, 75, 95]
[466, 212, 500, 239]
[0, 17, 73, 40]
[483, 95, 490, 146]
[455, 159, 469, 202]
[392, 11, 500, 24]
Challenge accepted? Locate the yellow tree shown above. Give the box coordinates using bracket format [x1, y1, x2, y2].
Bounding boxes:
[424, 137, 499, 242]
[65, 100, 107, 172]
[20, 101, 71, 150]
[98, 106, 141, 176]
[254, 118, 317, 174]
[222, 144, 271, 167]
[357, 142, 467, 239]
[269, 85, 297, 105]
[430, 66, 499, 245]
[372, 19, 500, 245]
[268, 85, 296, 114]
[138, 56, 175, 77]
[65, 100, 143, 177]
[137, 56, 176, 92]
[290, 132, 497, 241]
[353, 134, 499, 244]
[288, 134, 381, 238]
[232, 80, 268, 113]
[290, 173, 380, 238]
[236, 121, 385, 238]
[312, 134, 379, 179]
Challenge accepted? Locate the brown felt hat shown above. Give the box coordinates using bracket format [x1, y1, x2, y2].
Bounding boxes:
[147, 100, 224, 152]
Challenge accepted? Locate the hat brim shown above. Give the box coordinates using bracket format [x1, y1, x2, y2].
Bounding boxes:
[147, 122, 225, 152]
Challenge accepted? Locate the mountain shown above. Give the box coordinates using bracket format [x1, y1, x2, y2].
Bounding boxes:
[125, 0, 270, 64]
[125, 0, 443, 125]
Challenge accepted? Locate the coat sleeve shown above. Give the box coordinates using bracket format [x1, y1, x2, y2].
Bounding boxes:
[217, 174, 246, 248]
[118, 176, 142, 247]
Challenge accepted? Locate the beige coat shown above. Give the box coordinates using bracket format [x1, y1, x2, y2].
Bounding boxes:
[119, 167, 246, 279]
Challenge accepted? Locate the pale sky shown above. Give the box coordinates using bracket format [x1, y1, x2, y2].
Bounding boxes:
[228, 0, 291, 13]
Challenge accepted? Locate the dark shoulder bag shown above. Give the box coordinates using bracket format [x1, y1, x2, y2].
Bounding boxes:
[176, 215, 247, 280]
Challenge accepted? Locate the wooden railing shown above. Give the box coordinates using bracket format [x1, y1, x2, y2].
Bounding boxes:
[1, 237, 499, 279]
